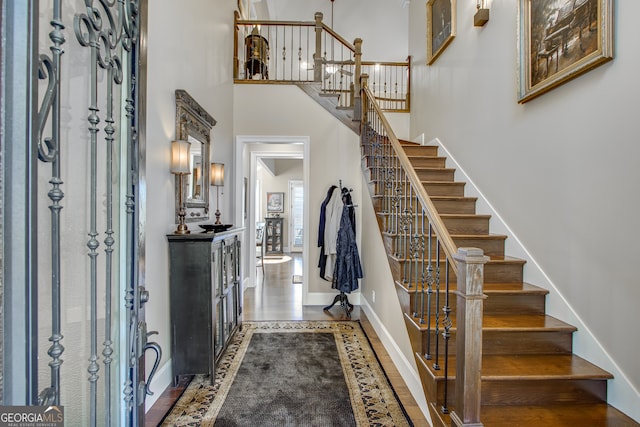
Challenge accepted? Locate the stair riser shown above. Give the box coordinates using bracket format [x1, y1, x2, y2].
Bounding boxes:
[427, 379, 608, 407]
[481, 379, 608, 405]
[366, 165, 455, 184]
[415, 169, 455, 182]
[374, 195, 477, 214]
[363, 154, 448, 169]
[416, 329, 574, 356]
[384, 234, 506, 257]
[424, 182, 465, 197]
[409, 157, 447, 168]
[378, 215, 490, 235]
[402, 288, 546, 315]
[389, 258, 524, 284]
[371, 179, 466, 197]
[432, 199, 476, 214]
[402, 145, 439, 156]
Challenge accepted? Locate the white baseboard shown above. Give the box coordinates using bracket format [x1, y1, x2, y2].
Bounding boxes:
[360, 298, 432, 425]
[145, 359, 173, 412]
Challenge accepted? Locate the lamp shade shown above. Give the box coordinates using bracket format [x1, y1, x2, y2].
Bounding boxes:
[211, 163, 225, 186]
[170, 140, 191, 174]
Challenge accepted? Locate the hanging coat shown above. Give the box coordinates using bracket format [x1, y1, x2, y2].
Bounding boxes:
[333, 206, 363, 293]
[323, 187, 343, 281]
[318, 185, 337, 279]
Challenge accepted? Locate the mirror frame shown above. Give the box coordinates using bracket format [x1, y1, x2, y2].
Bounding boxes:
[174, 89, 217, 223]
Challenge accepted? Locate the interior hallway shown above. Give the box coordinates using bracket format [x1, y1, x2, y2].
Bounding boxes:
[147, 252, 428, 426]
[244, 253, 360, 321]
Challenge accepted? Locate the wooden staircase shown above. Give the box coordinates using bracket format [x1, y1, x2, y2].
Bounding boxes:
[363, 140, 638, 426]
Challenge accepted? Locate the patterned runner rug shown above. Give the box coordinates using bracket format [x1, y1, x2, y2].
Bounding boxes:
[161, 321, 410, 426]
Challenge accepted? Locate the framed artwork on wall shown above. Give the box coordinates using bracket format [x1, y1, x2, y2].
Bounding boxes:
[427, 0, 456, 65]
[517, 0, 613, 103]
[266, 192, 284, 213]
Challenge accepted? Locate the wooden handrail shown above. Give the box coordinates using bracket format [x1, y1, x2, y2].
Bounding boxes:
[320, 23, 356, 52]
[361, 60, 409, 67]
[361, 83, 458, 270]
[236, 19, 315, 27]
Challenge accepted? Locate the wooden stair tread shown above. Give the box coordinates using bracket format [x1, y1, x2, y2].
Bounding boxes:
[378, 212, 490, 219]
[478, 403, 639, 426]
[396, 280, 548, 294]
[406, 312, 577, 332]
[420, 353, 613, 380]
[430, 195, 477, 201]
[390, 254, 526, 264]
[382, 231, 507, 240]
[370, 178, 464, 185]
[383, 165, 456, 172]
[384, 231, 507, 240]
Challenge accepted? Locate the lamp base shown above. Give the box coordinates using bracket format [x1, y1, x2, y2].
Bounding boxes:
[174, 223, 190, 234]
[175, 205, 190, 234]
[214, 209, 222, 225]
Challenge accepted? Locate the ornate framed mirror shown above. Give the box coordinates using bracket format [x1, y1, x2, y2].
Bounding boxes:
[174, 89, 217, 222]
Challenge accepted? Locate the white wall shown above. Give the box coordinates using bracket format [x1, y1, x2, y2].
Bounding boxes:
[144, 0, 236, 409]
[260, 0, 409, 61]
[409, 0, 640, 420]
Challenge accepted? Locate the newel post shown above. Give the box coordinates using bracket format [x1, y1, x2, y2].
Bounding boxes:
[314, 12, 323, 82]
[360, 73, 369, 133]
[353, 38, 363, 122]
[451, 248, 488, 427]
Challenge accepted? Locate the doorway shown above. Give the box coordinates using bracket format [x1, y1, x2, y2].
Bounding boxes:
[233, 136, 310, 307]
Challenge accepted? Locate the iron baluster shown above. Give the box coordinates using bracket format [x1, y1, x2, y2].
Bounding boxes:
[434, 240, 442, 369]
[37, 0, 66, 406]
[102, 23, 124, 425]
[407, 188, 414, 293]
[413, 193, 421, 311]
[441, 258, 452, 414]
[416, 209, 426, 322]
[425, 223, 434, 360]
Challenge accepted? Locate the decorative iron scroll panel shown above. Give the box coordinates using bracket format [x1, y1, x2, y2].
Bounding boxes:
[33, 0, 151, 426]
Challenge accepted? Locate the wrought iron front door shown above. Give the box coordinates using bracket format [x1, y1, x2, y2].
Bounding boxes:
[1, 1, 156, 425]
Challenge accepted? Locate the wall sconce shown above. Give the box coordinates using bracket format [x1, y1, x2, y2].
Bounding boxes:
[474, 0, 489, 27]
[171, 139, 191, 234]
[211, 163, 225, 224]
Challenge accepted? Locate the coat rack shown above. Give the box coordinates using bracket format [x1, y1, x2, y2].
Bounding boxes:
[322, 179, 358, 318]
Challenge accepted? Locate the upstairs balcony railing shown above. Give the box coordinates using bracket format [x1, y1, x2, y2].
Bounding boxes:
[233, 11, 410, 112]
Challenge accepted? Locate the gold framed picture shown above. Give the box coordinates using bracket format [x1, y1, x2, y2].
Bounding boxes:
[517, 0, 613, 103]
[266, 192, 284, 213]
[427, 0, 456, 65]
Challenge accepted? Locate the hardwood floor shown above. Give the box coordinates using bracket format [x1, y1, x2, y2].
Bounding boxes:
[146, 252, 429, 426]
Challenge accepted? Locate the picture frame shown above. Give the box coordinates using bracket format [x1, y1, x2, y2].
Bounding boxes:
[266, 192, 284, 213]
[517, 0, 613, 103]
[237, 0, 249, 20]
[427, 0, 456, 65]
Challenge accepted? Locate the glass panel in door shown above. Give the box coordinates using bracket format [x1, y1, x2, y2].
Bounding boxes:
[289, 180, 304, 252]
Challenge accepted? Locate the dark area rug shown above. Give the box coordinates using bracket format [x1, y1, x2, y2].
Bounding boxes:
[161, 321, 410, 427]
